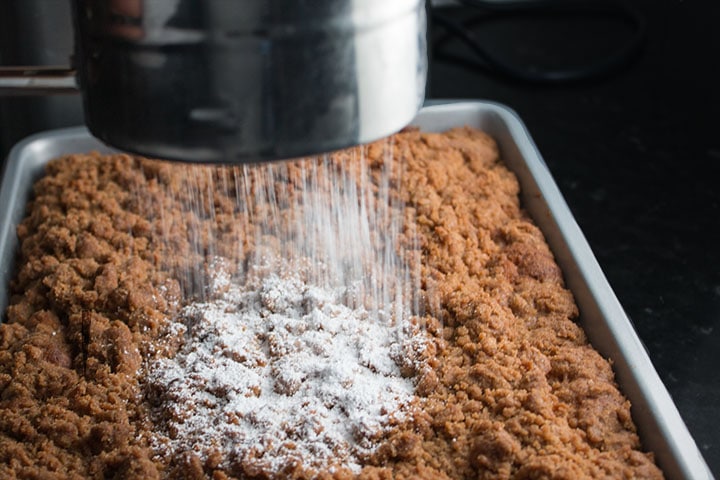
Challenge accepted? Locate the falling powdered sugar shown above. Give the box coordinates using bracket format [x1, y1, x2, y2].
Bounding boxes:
[146, 259, 427, 475]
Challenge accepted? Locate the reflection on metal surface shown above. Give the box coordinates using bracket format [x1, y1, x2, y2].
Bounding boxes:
[72, 0, 428, 162]
[0, 67, 77, 95]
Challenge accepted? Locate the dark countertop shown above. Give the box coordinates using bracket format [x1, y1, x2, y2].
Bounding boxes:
[428, 1, 719, 476]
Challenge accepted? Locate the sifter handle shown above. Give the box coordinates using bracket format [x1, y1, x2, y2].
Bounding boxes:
[0, 66, 78, 95]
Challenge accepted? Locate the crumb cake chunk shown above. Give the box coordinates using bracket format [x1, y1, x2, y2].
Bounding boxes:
[0, 128, 663, 479]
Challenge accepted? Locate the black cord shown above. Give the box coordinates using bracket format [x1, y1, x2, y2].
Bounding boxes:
[430, 0, 647, 85]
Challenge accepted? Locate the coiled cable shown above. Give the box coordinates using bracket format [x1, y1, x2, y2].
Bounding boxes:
[430, 0, 647, 84]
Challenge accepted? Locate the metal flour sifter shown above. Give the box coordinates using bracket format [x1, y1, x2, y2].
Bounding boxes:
[0, 0, 427, 163]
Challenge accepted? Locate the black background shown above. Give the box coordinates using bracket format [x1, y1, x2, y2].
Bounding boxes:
[427, 0, 719, 476]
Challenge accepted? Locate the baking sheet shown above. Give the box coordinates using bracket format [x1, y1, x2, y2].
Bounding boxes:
[0, 100, 713, 480]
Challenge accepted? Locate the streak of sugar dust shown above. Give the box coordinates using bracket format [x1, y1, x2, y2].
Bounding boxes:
[145, 140, 427, 474]
[201, 140, 422, 321]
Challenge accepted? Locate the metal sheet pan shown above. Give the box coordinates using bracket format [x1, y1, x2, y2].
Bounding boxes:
[0, 100, 713, 480]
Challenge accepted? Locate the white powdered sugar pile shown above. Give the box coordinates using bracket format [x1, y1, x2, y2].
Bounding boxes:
[146, 259, 426, 474]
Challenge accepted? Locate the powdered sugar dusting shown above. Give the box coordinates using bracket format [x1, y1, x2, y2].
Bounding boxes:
[146, 258, 426, 474]
[143, 145, 427, 475]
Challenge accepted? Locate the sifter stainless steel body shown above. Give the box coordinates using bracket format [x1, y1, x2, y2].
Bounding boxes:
[1, 0, 428, 163]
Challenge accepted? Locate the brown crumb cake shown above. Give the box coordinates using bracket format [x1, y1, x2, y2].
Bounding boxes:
[0, 127, 663, 479]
